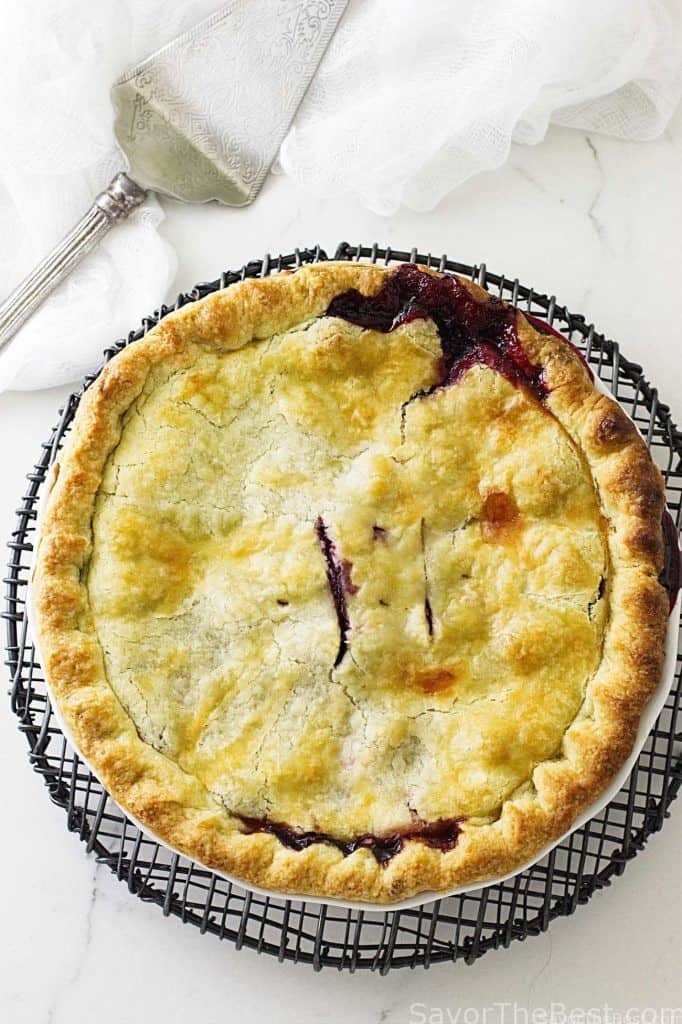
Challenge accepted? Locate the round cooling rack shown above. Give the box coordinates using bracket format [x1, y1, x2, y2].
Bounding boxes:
[4, 242, 682, 972]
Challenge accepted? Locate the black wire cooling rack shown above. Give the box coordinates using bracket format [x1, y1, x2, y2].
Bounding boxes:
[4, 242, 682, 972]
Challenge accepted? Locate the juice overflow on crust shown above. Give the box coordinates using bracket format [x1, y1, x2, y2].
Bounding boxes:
[235, 813, 462, 864]
[327, 262, 548, 400]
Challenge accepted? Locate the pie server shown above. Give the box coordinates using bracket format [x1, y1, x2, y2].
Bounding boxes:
[0, 0, 347, 351]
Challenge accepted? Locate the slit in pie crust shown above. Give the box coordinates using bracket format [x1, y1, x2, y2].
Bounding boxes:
[32, 262, 670, 902]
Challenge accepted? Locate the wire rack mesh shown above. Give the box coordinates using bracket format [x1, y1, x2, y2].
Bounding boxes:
[4, 242, 681, 973]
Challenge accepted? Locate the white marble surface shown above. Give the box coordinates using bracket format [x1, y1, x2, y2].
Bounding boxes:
[1, 114, 681, 1023]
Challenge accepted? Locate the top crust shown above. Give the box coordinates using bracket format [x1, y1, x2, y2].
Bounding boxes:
[32, 262, 668, 902]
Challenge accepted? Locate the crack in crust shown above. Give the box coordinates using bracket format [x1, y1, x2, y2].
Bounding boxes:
[32, 262, 668, 903]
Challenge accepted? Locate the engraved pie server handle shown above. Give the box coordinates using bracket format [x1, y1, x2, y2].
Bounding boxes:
[0, 172, 147, 352]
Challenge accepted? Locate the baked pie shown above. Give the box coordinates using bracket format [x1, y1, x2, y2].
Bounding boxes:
[33, 261, 673, 902]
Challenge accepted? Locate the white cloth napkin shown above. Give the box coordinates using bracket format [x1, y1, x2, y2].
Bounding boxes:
[1, 0, 681, 393]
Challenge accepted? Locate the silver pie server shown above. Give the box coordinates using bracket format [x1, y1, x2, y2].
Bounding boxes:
[0, 0, 347, 351]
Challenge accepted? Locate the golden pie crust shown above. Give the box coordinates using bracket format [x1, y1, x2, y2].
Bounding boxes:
[32, 262, 669, 902]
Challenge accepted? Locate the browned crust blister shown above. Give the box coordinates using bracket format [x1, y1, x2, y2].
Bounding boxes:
[31, 262, 668, 903]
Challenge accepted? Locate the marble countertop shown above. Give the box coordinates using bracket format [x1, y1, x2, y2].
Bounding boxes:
[1, 115, 681, 1023]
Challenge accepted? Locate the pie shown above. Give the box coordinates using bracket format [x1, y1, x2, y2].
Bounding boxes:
[32, 261, 672, 903]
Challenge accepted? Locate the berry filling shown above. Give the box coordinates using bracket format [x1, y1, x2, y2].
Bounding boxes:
[662, 510, 681, 613]
[424, 596, 434, 637]
[315, 516, 356, 667]
[236, 812, 462, 865]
